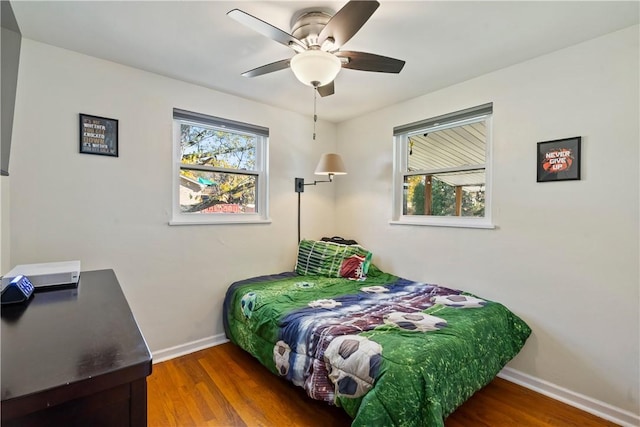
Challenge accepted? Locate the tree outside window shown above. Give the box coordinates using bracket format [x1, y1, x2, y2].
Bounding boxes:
[179, 124, 257, 214]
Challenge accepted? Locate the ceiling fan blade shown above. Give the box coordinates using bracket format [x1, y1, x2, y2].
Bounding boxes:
[336, 51, 405, 73]
[228, 9, 306, 51]
[317, 81, 335, 97]
[317, 1, 380, 49]
[241, 58, 291, 78]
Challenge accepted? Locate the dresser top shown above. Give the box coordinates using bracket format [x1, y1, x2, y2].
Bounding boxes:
[1, 269, 152, 402]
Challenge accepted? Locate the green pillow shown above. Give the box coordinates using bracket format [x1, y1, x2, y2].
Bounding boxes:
[295, 239, 372, 278]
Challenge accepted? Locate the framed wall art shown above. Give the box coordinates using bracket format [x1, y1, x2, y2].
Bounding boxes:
[79, 113, 118, 157]
[537, 136, 581, 182]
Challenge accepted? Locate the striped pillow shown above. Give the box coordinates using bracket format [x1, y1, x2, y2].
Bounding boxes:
[295, 239, 372, 278]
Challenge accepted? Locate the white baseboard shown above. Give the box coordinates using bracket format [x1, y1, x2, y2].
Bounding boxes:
[499, 367, 640, 427]
[152, 333, 228, 364]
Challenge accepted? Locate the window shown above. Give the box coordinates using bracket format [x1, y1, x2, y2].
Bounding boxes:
[392, 103, 494, 228]
[171, 109, 269, 225]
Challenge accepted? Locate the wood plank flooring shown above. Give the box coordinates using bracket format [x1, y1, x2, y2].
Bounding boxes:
[147, 342, 618, 427]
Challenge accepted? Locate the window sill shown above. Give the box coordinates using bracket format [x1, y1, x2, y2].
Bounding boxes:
[389, 217, 495, 229]
[169, 216, 272, 226]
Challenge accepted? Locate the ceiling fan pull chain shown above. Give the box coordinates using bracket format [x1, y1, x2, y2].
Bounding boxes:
[313, 87, 318, 140]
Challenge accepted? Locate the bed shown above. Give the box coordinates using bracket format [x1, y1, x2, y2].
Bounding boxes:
[223, 239, 531, 426]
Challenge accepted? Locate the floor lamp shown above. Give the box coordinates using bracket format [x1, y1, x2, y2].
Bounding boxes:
[295, 153, 347, 243]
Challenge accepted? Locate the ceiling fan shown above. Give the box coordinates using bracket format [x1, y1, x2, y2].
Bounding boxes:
[227, 0, 406, 97]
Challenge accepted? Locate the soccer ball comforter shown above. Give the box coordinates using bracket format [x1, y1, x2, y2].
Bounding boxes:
[223, 263, 530, 427]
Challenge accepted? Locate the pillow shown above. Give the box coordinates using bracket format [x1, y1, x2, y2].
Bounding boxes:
[295, 239, 372, 278]
[339, 254, 370, 280]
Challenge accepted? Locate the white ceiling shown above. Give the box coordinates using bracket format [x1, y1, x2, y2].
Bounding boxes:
[10, 1, 639, 123]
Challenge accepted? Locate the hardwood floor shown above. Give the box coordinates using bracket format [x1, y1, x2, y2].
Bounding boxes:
[147, 342, 617, 427]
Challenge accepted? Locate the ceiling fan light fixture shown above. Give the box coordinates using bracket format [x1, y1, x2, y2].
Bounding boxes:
[290, 49, 341, 87]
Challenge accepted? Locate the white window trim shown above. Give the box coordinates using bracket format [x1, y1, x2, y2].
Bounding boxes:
[391, 114, 494, 229]
[170, 117, 270, 226]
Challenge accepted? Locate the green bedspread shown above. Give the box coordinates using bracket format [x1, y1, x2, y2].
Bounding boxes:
[223, 267, 531, 426]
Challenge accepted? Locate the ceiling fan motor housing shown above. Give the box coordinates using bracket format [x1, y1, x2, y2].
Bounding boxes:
[291, 11, 332, 48]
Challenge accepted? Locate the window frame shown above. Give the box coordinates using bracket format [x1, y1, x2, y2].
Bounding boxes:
[391, 104, 494, 229]
[170, 109, 270, 225]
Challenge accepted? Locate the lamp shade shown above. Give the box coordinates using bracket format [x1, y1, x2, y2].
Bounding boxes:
[314, 153, 347, 175]
[290, 49, 342, 87]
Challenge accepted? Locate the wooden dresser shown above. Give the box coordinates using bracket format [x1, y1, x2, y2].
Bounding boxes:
[1, 269, 152, 426]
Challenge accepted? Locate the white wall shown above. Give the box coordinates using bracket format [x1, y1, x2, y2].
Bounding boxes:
[0, 176, 9, 273]
[336, 26, 639, 417]
[8, 39, 339, 352]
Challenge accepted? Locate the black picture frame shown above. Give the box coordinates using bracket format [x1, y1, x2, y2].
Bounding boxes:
[537, 136, 581, 182]
[79, 113, 118, 157]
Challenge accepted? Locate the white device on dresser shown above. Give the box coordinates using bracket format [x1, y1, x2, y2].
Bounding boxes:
[1, 260, 81, 290]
